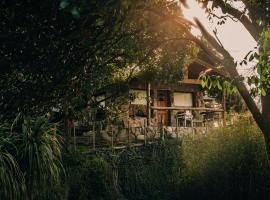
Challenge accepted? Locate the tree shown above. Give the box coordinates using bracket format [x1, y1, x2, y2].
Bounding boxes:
[180, 0, 270, 159]
[0, 0, 196, 120]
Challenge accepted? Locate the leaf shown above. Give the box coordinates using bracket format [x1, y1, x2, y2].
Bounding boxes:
[249, 54, 254, 61]
[60, 1, 69, 9]
[261, 88, 266, 96]
[217, 80, 222, 90]
[71, 7, 80, 18]
[96, 18, 105, 27]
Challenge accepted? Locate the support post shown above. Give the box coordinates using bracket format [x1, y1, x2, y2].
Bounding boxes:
[144, 119, 147, 146]
[223, 89, 227, 127]
[111, 125, 114, 152]
[147, 82, 151, 126]
[93, 123, 96, 150]
[128, 120, 130, 147]
[73, 124, 76, 150]
[176, 116, 178, 139]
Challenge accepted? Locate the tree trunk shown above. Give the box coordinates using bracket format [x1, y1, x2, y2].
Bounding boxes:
[261, 92, 270, 160]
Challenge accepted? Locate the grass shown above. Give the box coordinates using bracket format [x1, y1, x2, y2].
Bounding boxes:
[3, 115, 270, 200]
[179, 118, 270, 200]
[60, 118, 270, 200]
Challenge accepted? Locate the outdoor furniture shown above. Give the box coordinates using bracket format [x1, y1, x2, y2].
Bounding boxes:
[176, 111, 193, 127]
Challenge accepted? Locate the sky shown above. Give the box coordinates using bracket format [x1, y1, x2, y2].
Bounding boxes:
[181, 0, 258, 77]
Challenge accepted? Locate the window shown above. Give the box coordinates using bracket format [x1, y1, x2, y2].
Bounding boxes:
[130, 89, 147, 105]
[174, 92, 193, 107]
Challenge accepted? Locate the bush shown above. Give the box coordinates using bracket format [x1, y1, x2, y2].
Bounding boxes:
[63, 150, 117, 200]
[62, 140, 183, 200]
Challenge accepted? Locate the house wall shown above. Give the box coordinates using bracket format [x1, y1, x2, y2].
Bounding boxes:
[128, 82, 203, 126]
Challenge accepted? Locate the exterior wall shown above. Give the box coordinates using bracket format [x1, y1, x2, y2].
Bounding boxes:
[128, 81, 203, 126]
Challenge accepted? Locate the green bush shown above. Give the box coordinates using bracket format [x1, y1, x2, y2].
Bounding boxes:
[63, 150, 117, 200]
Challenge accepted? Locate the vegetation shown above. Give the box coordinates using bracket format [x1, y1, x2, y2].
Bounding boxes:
[0, 116, 63, 200]
[22, 118, 268, 200]
[179, 118, 270, 200]
[184, 0, 270, 160]
[0, 0, 197, 119]
[1, 0, 270, 199]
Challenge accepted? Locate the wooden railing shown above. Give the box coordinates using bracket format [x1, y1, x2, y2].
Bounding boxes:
[151, 106, 224, 112]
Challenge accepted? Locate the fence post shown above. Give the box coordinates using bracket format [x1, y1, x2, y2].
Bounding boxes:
[93, 123, 96, 150]
[111, 125, 114, 152]
[73, 124, 76, 150]
[176, 116, 178, 139]
[128, 120, 130, 147]
[161, 119, 164, 141]
[144, 119, 147, 146]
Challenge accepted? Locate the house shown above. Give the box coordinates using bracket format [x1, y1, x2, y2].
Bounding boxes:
[127, 57, 224, 127]
[70, 55, 225, 148]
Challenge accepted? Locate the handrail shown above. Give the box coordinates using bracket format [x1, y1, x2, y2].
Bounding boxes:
[151, 106, 223, 112]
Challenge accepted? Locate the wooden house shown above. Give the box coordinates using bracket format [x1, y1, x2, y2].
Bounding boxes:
[127, 57, 224, 127]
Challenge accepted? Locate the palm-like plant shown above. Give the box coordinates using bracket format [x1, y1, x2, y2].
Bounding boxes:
[0, 123, 25, 199]
[14, 116, 64, 200]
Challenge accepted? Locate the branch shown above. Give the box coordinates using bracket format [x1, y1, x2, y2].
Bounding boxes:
[211, 0, 261, 41]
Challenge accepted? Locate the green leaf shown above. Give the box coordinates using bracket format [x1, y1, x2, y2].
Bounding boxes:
[249, 54, 254, 61]
[261, 88, 266, 96]
[96, 18, 105, 27]
[217, 80, 222, 90]
[71, 7, 80, 18]
[60, 1, 69, 9]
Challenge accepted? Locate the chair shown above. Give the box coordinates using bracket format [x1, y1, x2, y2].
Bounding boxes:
[176, 111, 193, 127]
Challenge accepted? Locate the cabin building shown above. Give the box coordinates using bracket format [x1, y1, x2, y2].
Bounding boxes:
[127, 58, 224, 127]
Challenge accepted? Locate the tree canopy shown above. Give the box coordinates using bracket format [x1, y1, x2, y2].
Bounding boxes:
[0, 0, 197, 118]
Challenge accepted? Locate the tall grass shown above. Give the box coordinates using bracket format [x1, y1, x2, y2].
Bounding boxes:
[179, 119, 270, 200]
[0, 123, 24, 199]
[62, 118, 270, 200]
[117, 140, 183, 200]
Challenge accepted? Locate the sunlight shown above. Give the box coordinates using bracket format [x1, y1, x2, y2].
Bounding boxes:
[182, 0, 257, 72]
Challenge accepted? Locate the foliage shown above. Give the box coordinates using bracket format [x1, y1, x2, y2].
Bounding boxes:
[0, 116, 63, 200]
[0, 0, 195, 119]
[13, 116, 63, 199]
[0, 123, 24, 200]
[63, 150, 116, 200]
[179, 118, 270, 200]
[199, 74, 238, 95]
[193, 0, 270, 97]
[117, 140, 183, 200]
[246, 29, 270, 96]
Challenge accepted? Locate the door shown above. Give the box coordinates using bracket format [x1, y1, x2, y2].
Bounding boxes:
[156, 90, 169, 125]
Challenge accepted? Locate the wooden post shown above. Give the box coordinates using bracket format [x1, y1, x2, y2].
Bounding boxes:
[127, 120, 130, 147]
[144, 119, 147, 146]
[93, 123, 96, 150]
[223, 90, 227, 127]
[161, 119, 164, 141]
[111, 125, 114, 152]
[147, 82, 151, 126]
[73, 124, 76, 150]
[176, 116, 178, 139]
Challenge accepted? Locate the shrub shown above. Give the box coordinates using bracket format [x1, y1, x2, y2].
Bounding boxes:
[64, 150, 116, 200]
